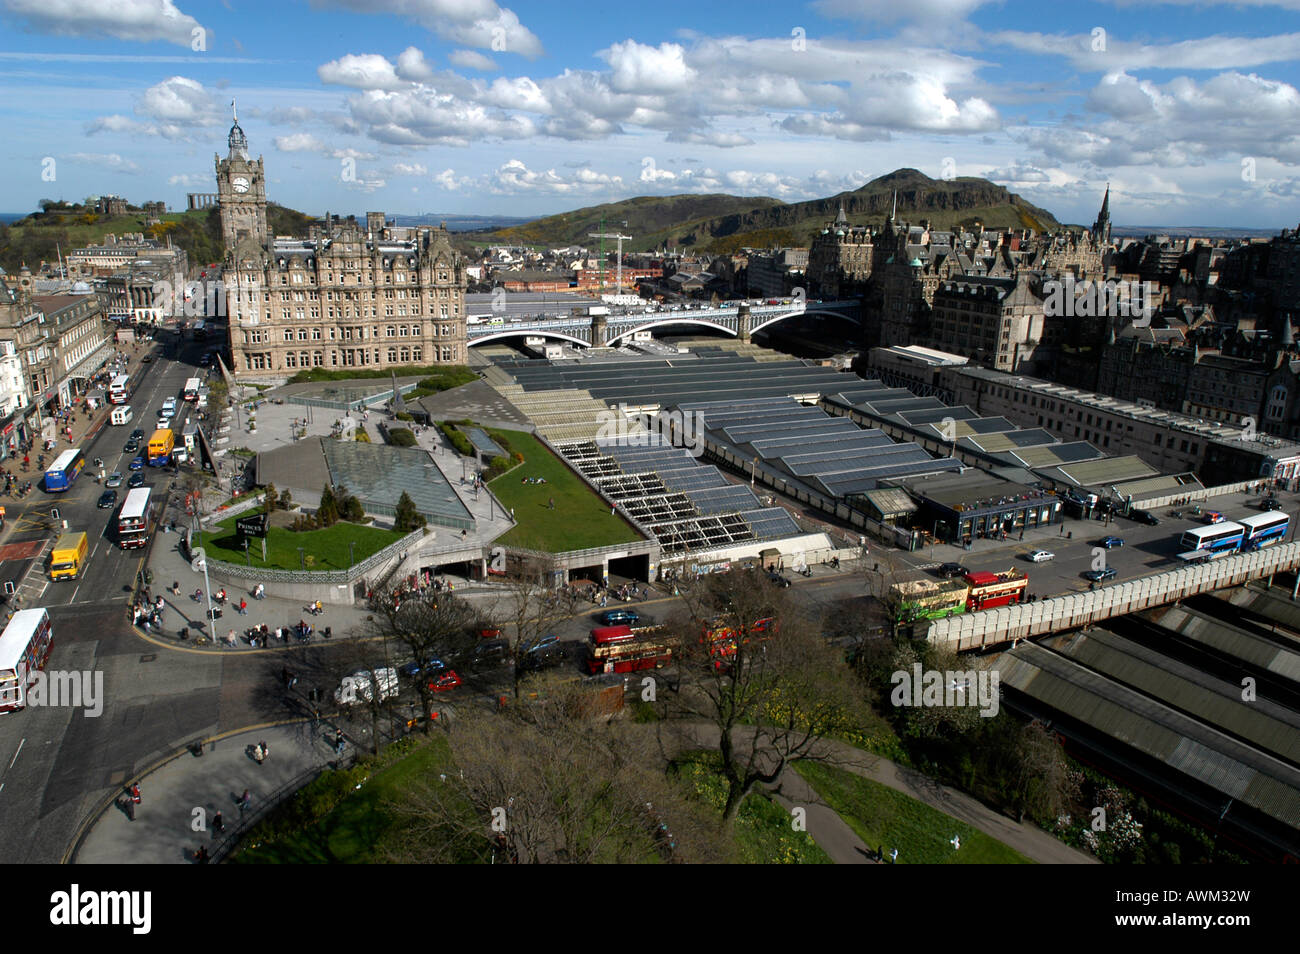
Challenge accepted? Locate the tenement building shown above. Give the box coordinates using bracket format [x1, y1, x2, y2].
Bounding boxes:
[216, 111, 468, 379]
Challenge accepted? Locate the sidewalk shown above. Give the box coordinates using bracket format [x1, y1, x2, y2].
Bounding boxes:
[72, 723, 341, 864]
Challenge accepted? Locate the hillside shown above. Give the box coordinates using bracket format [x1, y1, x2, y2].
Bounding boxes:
[482, 168, 1063, 253]
[483, 193, 782, 251]
[0, 202, 320, 273]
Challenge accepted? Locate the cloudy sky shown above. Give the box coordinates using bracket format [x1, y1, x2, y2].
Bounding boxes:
[2, 0, 1299, 227]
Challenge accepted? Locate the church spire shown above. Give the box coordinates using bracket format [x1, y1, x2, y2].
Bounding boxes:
[835, 199, 847, 228]
[227, 98, 248, 160]
[1093, 182, 1112, 245]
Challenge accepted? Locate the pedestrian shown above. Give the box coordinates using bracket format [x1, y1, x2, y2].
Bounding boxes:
[130, 782, 141, 805]
[213, 810, 224, 834]
[195, 845, 209, 864]
[260, 740, 269, 761]
[237, 598, 247, 615]
[890, 847, 898, 863]
[240, 789, 251, 812]
[253, 743, 264, 763]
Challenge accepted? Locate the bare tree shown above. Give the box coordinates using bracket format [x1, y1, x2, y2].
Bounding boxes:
[1009, 719, 1079, 825]
[657, 569, 867, 822]
[378, 677, 730, 863]
[364, 585, 481, 733]
[489, 556, 581, 698]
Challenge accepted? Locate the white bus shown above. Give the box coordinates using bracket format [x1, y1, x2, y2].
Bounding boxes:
[0, 608, 53, 712]
[110, 405, 133, 426]
[182, 377, 201, 403]
[117, 487, 153, 550]
[1179, 521, 1246, 553]
[108, 374, 130, 404]
[1238, 512, 1290, 550]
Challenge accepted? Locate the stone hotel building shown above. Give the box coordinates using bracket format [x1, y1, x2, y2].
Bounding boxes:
[216, 112, 468, 379]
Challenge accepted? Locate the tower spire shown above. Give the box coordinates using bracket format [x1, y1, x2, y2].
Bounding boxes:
[890, 189, 897, 223]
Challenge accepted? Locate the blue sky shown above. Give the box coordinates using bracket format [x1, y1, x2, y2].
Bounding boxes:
[1, 0, 1299, 228]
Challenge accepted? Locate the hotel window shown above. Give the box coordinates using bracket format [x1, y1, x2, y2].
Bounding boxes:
[400, 348, 410, 362]
[386, 326, 395, 338]
[313, 351, 324, 366]
[387, 348, 397, 362]
[411, 346, 422, 361]
[312, 328, 322, 340]
[283, 329, 295, 342]
[298, 329, 309, 340]
[399, 325, 408, 337]
[285, 353, 297, 368]
[410, 325, 420, 336]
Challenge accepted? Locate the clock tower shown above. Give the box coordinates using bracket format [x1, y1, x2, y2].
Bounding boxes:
[216, 101, 268, 253]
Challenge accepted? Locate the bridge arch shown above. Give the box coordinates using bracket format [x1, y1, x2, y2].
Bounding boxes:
[605, 317, 738, 345]
[466, 328, 590, 348]
[749, 306, 861, 336]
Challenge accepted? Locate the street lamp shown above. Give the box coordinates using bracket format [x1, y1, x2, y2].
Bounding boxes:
[298, 547, 305, 570]
[348, 541, 356, 569]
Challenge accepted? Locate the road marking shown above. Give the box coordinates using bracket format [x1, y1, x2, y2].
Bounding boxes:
[69, 584, 80, 603]
[7, 738, 24, 770]
[38, 582, 48, 598]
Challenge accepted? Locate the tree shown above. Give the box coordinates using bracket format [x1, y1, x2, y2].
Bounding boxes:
[393, 490, 426, 533]
[342, 493, 365, 522]
[366, 587, 481, 733]
[377, 681, 729, 863]
[489, 557, 580, 699]
[656, 569, 866, 821]
[263, 482, 278, 513]
[1008, 719, 1079, 825]
[317, 483, 339, 526]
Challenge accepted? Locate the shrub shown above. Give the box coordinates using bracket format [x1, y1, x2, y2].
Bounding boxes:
[395, 411, 414, 422]
[354, 426, 371, 443]
[342, 494, 365, 522]
[437, 422, 473, 456]
[387, 427, 417, 448]
[394, 490, 427, 532]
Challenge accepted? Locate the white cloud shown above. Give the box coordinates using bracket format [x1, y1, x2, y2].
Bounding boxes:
[312, 0, 543, 57]
[395, 46, 434, 82]
[275, 132, 329, 152]
[2, 0, 207, 46]
[318, 53, 403, 90]
[167, 172, 208, 187]
[990, 29, 1300, 74]
[448, 49, 498, 71]
[390, 162, 427, 176]
[601, 40, 695, 93]
[812, 0, 991, 23]
[139, 75, 220, 124]
[434, 168, 469, 190]
[664, 130, 754, 148]
[345, 86, 537, 146]
[486, 158, 622, 194]
[66, 152, 139, 172]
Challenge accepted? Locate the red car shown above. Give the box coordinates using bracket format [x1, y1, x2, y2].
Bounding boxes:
[477, 627, 503, 640]
[428, 670, 462, 692]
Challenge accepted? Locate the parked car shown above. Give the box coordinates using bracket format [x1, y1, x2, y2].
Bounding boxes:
[768, 571, 792, 588]
[105, 472, 123, 488]
[140, 354, 152, 363]
[398, 658, 445, 679]
[1129, 508, 1160, 526]
[428, 670, 462, 692]
[128, 473, 145, 488]
[526, 634, 560, 654]
[1027, 550, 1055, 563]
[599, 609, 640, 626]
[1204, 511, 1224, 524]
[97, 490, 118, 509]
[469, 639, 512, 670]
[1098, 536, 1124, 549]
[129, 456, 145, 471]
[937, 562, 969, 578]
[1083, 567, 1118, 582]
[1261, 497, 1282, 511]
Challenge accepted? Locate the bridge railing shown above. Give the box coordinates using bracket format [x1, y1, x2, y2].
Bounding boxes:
[924, 541, 1300, 651]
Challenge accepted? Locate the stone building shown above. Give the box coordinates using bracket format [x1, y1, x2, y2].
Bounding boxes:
[806, 203, 873, 298]
[216, 114, 469, 380]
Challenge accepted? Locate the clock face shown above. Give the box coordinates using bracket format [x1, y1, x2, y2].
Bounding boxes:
[232, 176, 250, 194]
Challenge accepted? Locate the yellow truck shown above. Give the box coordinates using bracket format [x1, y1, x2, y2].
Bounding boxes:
[50, 531, 89, 581]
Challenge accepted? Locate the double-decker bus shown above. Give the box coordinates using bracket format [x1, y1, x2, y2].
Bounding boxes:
[0, 609, 53, 713]
[108, 373, 130, 404]
[1180, 521, 1246, 554]
[964, 569, 1028, 611]
[702, 616, 779, 671]
[888, 578, 968, 622]
[117, 487, 154, 550]
[182, 377, 202, 403]
[147, 428, 174, 466]
[1238, 512, 1289, 550]
[586, 625, 679, 674]
[44, 448, 85, 492]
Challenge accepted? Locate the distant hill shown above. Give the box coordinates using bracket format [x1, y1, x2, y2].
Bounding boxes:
[481, 169, 1062, 253]
[0, 202, 320, 273]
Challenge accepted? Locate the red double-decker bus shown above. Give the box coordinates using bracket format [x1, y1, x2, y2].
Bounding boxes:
[586, 625, 678, 674]
[963, 570, 1028, 612]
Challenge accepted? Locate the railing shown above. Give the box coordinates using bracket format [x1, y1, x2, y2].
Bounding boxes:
[1130, 479, 1272, 511]
[196, 527, 426, 584]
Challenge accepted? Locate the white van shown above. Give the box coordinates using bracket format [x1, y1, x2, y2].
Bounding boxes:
[162, 397, 177, 414]
[334, 668, 399, 705]
[110, 405, 133, 426]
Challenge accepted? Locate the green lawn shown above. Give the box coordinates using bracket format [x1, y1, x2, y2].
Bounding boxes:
[488, 430, 642, 552]
[794, 761, 1032, 864]
[233, 736, 459, 864]
[205, 511, 406, 571]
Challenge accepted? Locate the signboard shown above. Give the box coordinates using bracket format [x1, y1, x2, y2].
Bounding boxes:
[236, 512, 269, 537]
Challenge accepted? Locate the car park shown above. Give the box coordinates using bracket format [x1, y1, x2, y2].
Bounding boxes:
[1099, 536, 1124, 549]
[128, 473, 145, 488]
[937, 562, 969, 578]
[1083, 567, 1118, 582]
[105, 472, 123, 488]
[129, 456, 145, 471]
[97, 490, 118, 509]
[1027, 550, 1054, 563]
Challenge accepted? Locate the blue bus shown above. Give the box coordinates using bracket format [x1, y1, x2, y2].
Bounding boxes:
[1179, 521, 1245, 553]
[1238, 512, 1289, 550]
[44, 448, 85, 492]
